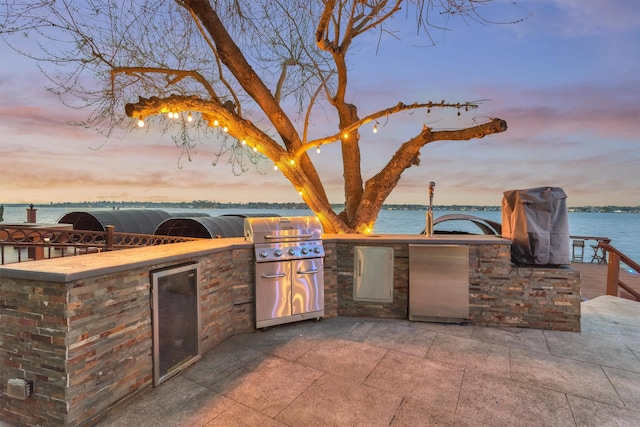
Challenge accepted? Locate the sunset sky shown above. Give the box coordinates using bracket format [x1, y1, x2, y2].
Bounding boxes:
[0, 0, 638, 208]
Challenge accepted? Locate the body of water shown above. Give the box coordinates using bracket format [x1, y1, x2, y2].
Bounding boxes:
[2, 205, 638, 262]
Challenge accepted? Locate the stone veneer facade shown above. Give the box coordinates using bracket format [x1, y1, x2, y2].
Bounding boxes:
[0, 236, 580, 426]
[334, 240, 581, 330]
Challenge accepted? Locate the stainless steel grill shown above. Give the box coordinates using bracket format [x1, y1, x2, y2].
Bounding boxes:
[244, 216, 325, 328]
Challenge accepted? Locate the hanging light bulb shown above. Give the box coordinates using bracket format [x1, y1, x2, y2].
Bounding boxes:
[373, 123, 378, 134]
[187, 112, 193, 122]
[223, 126, 228, 133]
[289, 159, 295, 165]
[167, 112, 174, 119]
[274, 164, 278, 170]
[213, 119, 219, 126]
[241, 139, 247, 145]
[343, 133, 349, 139]
[298, 190, 303, 196]
[427, 108, 431, 116]
[457, 109, 461, 119]
[137, 117, 145, 128]
[253, 146, 258, 152]
[316, 146, 321, 154]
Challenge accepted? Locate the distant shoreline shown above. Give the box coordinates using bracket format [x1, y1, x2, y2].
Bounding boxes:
[1, 201, 638, 214]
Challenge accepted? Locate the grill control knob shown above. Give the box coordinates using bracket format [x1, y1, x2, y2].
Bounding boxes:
[301, 248, 309, 255]
[313, 247, 321, 254]
[288, 248, 296, 256]
[259, 250, 268, 258]
[274, 249, 283, 257]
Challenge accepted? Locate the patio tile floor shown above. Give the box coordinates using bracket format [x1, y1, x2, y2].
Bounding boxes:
[94, 296, 640, 427]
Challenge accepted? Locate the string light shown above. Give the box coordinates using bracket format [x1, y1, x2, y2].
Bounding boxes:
[343, 133, 349, 139]
[274, 164, 278, 170]
[253, 146, 258, 152]
[316, 146, 321, 154]
[167, 112, 174, 119]
[373, 122, 378, 134]
[223, 126, 228, 133]
[289, 159, 295, 165]
[298, 190, 303, 196]
[241, 139, 247, 145]
[137, 117, 144, 128]
[187, 112, 193, 122]
[213, 119, 219, 126]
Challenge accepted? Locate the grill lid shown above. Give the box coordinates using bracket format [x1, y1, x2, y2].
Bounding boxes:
[244, 216, 322, 244]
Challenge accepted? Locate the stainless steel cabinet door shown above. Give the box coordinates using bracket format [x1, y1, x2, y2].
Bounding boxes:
[292, 258, 324, 315]
[256, 262, 292, 322]
[409, 244, 469, 322]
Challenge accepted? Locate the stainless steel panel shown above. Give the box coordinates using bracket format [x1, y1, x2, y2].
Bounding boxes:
[353, 246, 394, 302]
[292, 258, 324, 315]
[255, 262, 292, 322]
[409, 245, 469, 323]
[244, 216, 323, 244]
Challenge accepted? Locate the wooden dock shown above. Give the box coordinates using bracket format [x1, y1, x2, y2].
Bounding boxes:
[572, 261, 640, 301]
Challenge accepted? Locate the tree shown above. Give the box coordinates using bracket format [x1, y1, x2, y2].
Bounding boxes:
[1, 0, 512, 233]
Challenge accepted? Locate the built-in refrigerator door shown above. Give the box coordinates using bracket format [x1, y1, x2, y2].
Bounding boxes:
[255, 262, 292, 325]
[292, 258, 324, 316]
[151, 263, 200, 386]
[409, 244, 469, 323]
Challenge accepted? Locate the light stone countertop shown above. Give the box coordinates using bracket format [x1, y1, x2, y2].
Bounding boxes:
[323, 233, 510, 245]
[0, 237, 249, 282]
[0, 234, 510, 282]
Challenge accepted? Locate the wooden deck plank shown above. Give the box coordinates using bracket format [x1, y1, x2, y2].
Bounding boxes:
[572, 262, 640, 301]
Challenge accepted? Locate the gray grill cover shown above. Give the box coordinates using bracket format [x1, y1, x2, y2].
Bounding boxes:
[502, 187, 570, 266]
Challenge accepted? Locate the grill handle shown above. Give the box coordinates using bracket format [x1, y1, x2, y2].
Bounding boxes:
[264, 233, 314, 240]
[261, 272, 287, 279]
[297, 268, 319, 275]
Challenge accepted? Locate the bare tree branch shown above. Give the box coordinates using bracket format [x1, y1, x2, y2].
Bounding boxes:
[111, 67, 219, 101]
[295, 100, 481, 157]
[185, 5, 242, 116]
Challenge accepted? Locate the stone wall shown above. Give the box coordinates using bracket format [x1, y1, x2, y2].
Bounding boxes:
[468, 244, 581, 330]
[321, 241, 339, 318]
[0, 244, 255, 427]
[334, 241, 581, 331]
[1, 276, 70, 426]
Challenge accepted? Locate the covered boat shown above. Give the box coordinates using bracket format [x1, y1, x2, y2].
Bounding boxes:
[57, 209, 210, 234]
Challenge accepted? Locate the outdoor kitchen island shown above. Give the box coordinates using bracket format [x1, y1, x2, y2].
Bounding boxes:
[326, 234, 581, 330]
[0, 233, 581, 426]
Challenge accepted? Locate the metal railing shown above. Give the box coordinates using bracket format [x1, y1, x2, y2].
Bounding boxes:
[599, 241, 640, 301]
[1, 225, 199, 265]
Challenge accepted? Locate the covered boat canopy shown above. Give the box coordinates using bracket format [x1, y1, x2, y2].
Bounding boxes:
[154, 216, 245, 238]
[154, 213, 281, 239]
[57, 209, 210, 234]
